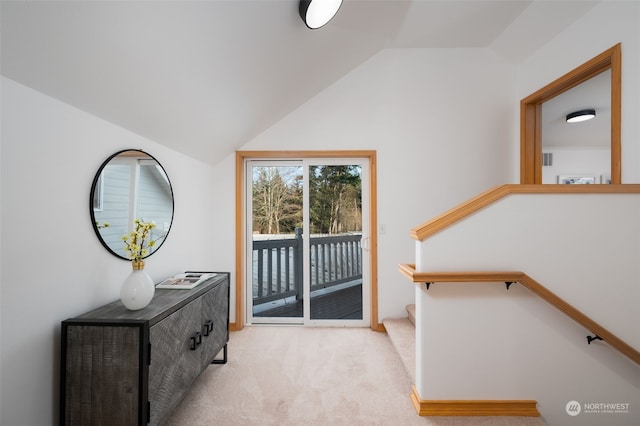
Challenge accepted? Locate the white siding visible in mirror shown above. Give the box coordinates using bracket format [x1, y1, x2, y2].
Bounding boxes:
[94, 163, 131, 257]
[137, 164, 173, 245]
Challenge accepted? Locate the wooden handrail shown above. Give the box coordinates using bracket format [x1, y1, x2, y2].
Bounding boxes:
[410, 184, 640, 241]
[399, 264, 640, 366]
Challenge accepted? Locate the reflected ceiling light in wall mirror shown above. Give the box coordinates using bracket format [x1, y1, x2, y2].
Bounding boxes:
[299, 0, 343, 29]
[521, 43, 621, 184]
[566, 109, 596, 123]
[90, 149, 174, 261]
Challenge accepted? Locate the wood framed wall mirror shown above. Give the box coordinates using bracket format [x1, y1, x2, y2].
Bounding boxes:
[520, 43, 621, 184]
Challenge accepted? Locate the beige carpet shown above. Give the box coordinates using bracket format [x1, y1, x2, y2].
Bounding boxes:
[166, 325, 545, 426]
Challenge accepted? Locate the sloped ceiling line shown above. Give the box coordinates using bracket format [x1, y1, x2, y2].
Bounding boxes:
[1, 0, 597, 164]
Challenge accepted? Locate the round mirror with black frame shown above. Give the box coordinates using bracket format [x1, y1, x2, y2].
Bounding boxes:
[90, 149, 174, 260]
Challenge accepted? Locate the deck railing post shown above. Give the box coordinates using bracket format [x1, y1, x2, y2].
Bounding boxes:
[294, 227, 304, 301]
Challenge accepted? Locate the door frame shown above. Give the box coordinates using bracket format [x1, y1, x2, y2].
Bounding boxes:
[235, 150, 379, 331]
[520, 43, 621, 184]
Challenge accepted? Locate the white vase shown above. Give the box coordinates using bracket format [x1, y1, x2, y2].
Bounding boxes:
[120, 260, 155, 310]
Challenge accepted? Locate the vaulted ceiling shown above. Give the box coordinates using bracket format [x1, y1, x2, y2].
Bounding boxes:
[1, 1, 600, 164]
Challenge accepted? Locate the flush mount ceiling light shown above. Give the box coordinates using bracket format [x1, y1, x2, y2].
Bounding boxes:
[299, 0, 343, 29]
[566, 109, 596, 123]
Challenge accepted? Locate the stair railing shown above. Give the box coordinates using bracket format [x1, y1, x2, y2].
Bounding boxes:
[399, 263, 640, 365]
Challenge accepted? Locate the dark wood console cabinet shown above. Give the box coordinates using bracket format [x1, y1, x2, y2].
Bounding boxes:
[60, 272, 229, 425]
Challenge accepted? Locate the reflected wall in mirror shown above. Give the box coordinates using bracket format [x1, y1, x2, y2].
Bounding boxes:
[90, 149, 174, 260]
[541, 69, 611, 184]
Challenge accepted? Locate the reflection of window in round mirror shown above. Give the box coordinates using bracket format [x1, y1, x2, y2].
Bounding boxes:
[90, 149, 174, 260]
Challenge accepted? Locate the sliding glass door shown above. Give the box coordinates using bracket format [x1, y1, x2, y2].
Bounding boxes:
[246, 158, 370, 326]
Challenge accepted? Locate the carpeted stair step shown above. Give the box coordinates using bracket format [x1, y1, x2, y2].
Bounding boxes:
[406, 304, 415, 327]
[382, 317, 415, 382]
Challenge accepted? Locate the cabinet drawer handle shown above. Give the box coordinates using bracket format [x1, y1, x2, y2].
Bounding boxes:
[190, 332, 202, 350]
[203, 320, 213, 336]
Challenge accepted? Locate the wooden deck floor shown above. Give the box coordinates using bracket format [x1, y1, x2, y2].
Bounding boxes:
[254, 284, 362, 320]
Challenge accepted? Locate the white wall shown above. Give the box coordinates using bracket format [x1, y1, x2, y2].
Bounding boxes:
[415, 193, 640, 426]
[541, 148, 610, 184]
[411, 4, 640, 424]
[0, 43, 516, 426]
[0, 77, 222, 425]
[514, 0, 640, 183]
[3, 2, 637, 424]
[227, 47, 516, 322]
